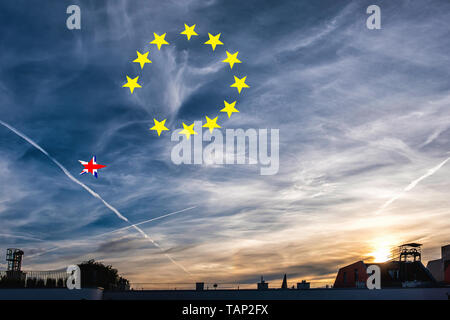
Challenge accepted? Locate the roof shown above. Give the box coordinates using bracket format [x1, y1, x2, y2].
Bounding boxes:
[336, 260, 436, 286]
[399, 243, 422, 247]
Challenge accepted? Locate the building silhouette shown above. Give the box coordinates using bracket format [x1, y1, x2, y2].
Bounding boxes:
[281, 274, 288, 289]
[426, 245, 450, 284]
[334, 243, 436, 288]
[257, 276, 269, 290]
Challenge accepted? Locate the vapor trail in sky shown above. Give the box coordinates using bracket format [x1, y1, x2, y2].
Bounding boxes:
[0, 120, 129, 221]
[0, 120, 191, 275]
[27, 206, 196, 260]
[376, 156, 450, 214]
[0, 233, 43, 242]
[94, 206, 197, 238]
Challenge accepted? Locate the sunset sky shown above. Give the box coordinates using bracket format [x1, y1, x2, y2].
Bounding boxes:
[1, 0, 450, 288]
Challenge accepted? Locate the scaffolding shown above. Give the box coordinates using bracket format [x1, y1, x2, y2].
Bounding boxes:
[2, 249, 68, 287]
[398, 243, 422, 262]
[6, 248, 24, 272]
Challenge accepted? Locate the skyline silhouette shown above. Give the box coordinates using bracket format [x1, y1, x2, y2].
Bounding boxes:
[1, 0, 450, 289]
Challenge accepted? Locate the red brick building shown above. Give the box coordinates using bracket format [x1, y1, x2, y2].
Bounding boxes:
[334, 243, 436, 288]
[334, 261, 368, 288]
[334, 260, 435, 288]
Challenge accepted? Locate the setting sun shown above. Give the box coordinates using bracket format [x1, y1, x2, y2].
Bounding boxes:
[369, 247, 391, 262]
[368, 238, 398, 262]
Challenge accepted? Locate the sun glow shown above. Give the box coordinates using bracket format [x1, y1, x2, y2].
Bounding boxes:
[369, 247, 391, 262]
[368, 238, 397, 262]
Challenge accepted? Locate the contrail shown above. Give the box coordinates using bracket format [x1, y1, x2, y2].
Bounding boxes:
[0, 233, 43, 242]
[27, 206, 196, 259]
[0, 119, 128, 221]
[0, 120, 191, 275]
[27, 246, 64, 259]
[94, 206, 196, 238]
[376, 156, 450, 214]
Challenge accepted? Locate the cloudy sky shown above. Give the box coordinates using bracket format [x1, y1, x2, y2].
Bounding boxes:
[1, 0, 450, 288]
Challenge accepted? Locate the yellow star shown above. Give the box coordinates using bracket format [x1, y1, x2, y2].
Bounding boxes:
[179, 122, 198, 140]
[122, 75, 142, 94]
[230, 75, 249, 94]
[204, 33, 223, 51]
[150, 119, 169, 136]
[133, 51, 152, 69]
[220, 100, 239, 118]
[150, 33, 169, 50]
[222, 51, 241, 69]
[180, 24, 198, 40]
[202, 116, 221, 133]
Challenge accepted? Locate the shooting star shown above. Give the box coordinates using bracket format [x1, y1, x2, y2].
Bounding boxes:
[376, 155, 450, 214]
[0, 119, 191, 275]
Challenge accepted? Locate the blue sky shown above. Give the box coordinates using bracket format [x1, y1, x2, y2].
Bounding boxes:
[1, 0, 450, 288]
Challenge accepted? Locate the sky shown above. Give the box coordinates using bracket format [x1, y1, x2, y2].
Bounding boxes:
[1, 0, 450, 288]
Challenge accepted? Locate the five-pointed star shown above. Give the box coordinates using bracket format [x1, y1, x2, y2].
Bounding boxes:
[230, 75, 249, 94]
[150, 119, 169, 136]
[204, 33, 223, 51]
[133, 51, 152, 69]
[222, 51, 241, 69]
[202, 116, 221, 133]
[130, 28, 249, 136]
[220, 100, 239, 118]
[179, 122, 198, 140]
[150, 33, 169, 50]
[180, 24, 198, 40]
[122, 75, 142, 94]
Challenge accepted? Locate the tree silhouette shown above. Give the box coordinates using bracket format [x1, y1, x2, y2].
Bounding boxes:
[78, 259, 129, 291]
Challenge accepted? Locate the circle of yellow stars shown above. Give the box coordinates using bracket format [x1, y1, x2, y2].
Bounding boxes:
[122, 24, 250, 140]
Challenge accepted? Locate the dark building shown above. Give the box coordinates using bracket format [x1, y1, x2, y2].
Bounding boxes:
[257, 276, 269, 290]
[297, 280, 310, 290]
[426, 244, 450, 285]
[334, 243, 436, 288]
[195, 282, 205, 291]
